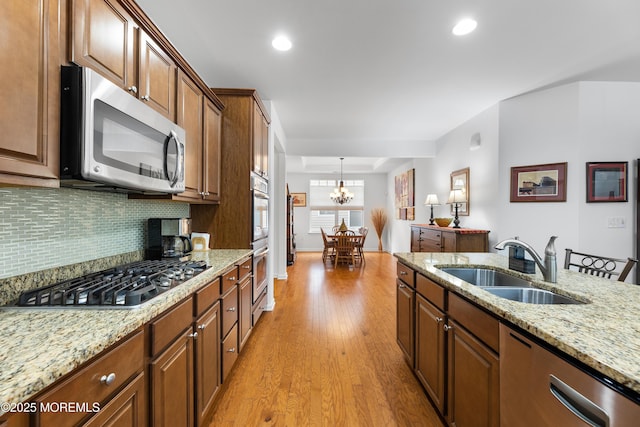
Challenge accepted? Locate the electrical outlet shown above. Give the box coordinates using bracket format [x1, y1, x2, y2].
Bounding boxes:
[607, 217, 626, 228]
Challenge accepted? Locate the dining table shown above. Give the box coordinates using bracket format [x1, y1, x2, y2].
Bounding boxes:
[327, 232, 364, 267]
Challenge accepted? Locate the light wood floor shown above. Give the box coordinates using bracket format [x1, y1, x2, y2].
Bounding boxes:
[208, 252, 444, 427]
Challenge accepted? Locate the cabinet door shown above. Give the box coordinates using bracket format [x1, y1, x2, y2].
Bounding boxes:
[0, 0, 60, 186]
[447, 320, 499, 427]
[239, 275, 253, 351]
[176, 70, 204, 200]
[195, 302, 221, 427]
[83, 372, 147, 427]
[396, 279, 415, 367]
[410, 227, 422, 252]
[138, 31, 176, 120]
[252, 102, 263, 176]
[260, 113, 269, 178]
[71, 0, 137, 91]
[202, 98, 221, 202]
[441, 232, 457, 252]
[415, 295, 446, 413]
[151, 328, 195, 427]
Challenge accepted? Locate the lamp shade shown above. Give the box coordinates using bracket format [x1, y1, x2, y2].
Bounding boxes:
[424, 194, 440, 206]
[447, 188, 466, 204]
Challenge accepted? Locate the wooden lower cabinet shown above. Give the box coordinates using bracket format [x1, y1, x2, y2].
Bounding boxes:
[83, 372, 146, 427]
[446, 319, 500, 427]
[415, 294, 446, 414]
[410, 225, 489, 253]
[195, 301, 221, 426]
[239, 275, 253, 351]
[151, 327, 195, 427]
[396, 278, 415, 367]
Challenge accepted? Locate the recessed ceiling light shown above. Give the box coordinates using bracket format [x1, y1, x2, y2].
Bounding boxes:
[272, 36, 292, 51]
[452, 18, 477, 36]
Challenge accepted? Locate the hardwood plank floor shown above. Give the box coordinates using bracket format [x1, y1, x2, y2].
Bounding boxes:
[208, 252, 444, 427]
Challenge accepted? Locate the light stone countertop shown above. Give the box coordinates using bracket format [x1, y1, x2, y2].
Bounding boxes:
[0, 249, 252, 416]
[394, 252, 640, 397]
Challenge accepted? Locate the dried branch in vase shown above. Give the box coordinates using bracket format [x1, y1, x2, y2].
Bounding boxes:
[371, 208, 388, 252]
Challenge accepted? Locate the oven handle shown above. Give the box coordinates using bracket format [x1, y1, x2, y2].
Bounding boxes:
[254, 247, 269, 257]
[253, 190, 269, 200]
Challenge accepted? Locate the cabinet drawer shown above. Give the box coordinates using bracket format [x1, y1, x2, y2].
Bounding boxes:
[194, 277, 221, 316]
[396, 262, 415, 287]
[448, 293, 499, 352]
[83, 371, 146, 427]
[252, 287, 267, 326]
[222, 285, 239, 338]
[416, 273, 445, 310]
[238, 257, 252, 282]
[423, 229, 442, 242]
[222, 323, 239, 381]
[221, 266, 239, 294]
[150, 298, 193, 356]
[36, 330, 144, 426]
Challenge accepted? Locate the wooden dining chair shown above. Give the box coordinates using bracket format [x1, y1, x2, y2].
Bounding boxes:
[355, 227, 368, 265]
[320, 228, 336, 263]
[564, 248, 637, 282]
[334, 234, 358, 267]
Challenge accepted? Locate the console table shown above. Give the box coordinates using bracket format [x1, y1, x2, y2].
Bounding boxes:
[410, 224, 489, 252]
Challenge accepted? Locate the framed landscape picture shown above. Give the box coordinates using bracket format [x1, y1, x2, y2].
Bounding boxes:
[510, 162, 567, 202]
[291, 192, 306, 207]
[586, 162, 627, 202]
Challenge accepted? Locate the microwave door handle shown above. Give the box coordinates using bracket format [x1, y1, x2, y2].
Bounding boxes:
[165, 131, 183, 187]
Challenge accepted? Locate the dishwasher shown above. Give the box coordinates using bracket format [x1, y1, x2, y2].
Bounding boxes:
[500, 324, 640, 426]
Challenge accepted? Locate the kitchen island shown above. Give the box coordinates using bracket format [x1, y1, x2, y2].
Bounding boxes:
[0, 249, 252, 418]
[395, 251, 640, 395]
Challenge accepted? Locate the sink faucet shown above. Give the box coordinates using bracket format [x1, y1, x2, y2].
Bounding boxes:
[494, 236, 558, 283]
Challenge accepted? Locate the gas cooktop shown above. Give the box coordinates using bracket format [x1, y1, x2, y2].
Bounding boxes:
[13, 259, 209, 309]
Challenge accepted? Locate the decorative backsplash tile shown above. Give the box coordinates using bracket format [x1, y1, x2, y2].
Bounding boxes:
[0, 188, 189, 279]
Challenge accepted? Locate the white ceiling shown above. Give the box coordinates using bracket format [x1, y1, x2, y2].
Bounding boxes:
[136, 0, 640, 173]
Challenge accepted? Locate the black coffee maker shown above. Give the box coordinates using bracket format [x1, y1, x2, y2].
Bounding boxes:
[146, 218, 193, 259]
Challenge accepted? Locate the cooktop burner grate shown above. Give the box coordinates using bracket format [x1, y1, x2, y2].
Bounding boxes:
[17, 259, 209, 308]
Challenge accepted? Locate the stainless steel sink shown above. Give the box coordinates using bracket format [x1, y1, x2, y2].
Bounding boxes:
[482, 287, 584, 305]
[439, 267, 533, 288]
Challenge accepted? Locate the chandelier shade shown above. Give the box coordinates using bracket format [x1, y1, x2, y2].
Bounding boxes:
[330, 158, 354, 205]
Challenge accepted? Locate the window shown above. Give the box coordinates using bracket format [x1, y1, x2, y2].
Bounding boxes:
[308, 179, 364, 233]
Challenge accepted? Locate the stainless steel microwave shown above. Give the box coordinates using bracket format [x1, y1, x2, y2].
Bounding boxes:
[60, 66, 186, 194]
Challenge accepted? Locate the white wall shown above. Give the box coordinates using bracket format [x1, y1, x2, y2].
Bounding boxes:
[497, 82, 640, 268]
[286, 172, 388, 252]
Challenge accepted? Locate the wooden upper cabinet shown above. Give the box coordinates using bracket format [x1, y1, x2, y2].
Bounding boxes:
[71, 0, 137, 91]
[71, 0, 176, 120]
[0, 0, 61, 187]
[177, 70, 204, 201]
[203, 99, 222, 202]
[138, 31, 176, 120]
[252, 102, 269, 178]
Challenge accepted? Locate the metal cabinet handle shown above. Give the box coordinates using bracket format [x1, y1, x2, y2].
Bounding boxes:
[435, 317, 443, 324]
[242, 265, 251, 269]
[443, 324, 453, 332]
[227, 347, 236, 353]
[398, 283, 406, 289]
[198, 324, 206, 330]
[227, 307, 236, 312]
[228, 276, 236, 281]
[142, 95, 150, 101]
[188, 332, 198, 339]
[127, 86, 137, 94]
[399, 271, 407, 276]
[549, 375, 609, 427]
[100, 373, 116, 386]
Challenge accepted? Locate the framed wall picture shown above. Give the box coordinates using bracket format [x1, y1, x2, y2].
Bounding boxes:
[394, 168, 415, 220]
[450, 167, 470, 216]
[510, 162, 567, 202]
[291, 192, 307, 207]
[586, 162, 627, 202]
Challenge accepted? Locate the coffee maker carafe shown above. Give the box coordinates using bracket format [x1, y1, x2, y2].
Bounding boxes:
[147, 218, 193, 259]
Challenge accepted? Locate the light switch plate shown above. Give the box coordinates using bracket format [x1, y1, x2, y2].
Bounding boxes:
[607, 217, 626, 228]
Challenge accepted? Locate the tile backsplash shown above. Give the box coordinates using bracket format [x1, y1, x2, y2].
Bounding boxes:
[0, 188, 189, 279]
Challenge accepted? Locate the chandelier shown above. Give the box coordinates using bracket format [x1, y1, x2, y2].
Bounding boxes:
[330, 157, 354, 205]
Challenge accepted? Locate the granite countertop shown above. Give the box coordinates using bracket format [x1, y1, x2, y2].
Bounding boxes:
[0, 249, 252, 415]
[394, 252, 640, 395]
